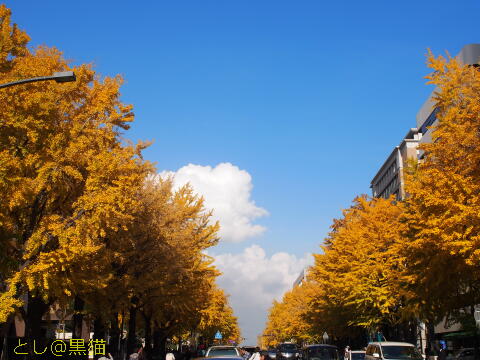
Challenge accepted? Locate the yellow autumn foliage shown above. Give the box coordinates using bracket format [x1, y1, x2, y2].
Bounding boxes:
[198, 285, 241, 343]
[263, 196, 409, 343]
[262, 281, 316, 348]
[398, 52, 480, 320]
[310, 196, 407, 332]
[0, 6, 239, 354]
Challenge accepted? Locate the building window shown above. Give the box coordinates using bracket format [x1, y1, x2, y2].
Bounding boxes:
[420, 108, 438, 134]
[374, 160, 400, 198]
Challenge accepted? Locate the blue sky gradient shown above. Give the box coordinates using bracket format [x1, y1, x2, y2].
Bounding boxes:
[10, 0, 480, 343]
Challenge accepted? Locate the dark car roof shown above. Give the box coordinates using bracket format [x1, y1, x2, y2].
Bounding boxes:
[278, 344, 299, 351]
[304, 345, 338, 349]
[206, 358, 243, 360]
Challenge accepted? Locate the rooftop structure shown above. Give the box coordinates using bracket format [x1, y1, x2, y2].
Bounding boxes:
[370, 128, 421, 200]
[371, 44, 480, 199]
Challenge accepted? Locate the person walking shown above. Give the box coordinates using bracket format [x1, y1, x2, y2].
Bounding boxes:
[438, 347, 447, 360]
[129, 348, 140, 360]
[130, 346, 145, 360]
[260, 350, 270, 360]
[250, 347, 261, 360]
[138, 346, 146, 360]
[166, 350, 176, 360]
[344, 346, 351, 360]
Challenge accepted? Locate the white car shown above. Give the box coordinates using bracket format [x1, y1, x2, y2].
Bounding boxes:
[348, 351, 366, 360]
[206, 346, 242, 358]
[365, 342, 422, 360]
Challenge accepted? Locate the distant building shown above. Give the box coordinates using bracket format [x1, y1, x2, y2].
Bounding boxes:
[293, 268, 308, 288]
[370, 128, 421, 200]
[416, 43, 480, 158]
[371, 44, 480, 200]
[369, 43, 480, 350]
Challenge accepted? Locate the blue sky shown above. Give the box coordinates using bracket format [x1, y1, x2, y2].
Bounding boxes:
[10, 0, 480, 344]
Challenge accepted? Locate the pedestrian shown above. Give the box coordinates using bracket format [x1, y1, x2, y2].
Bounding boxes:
[250, 347, 261, 360]
[260, 350, 270, 360]
[185, 346, 192, 360]
[438, 347, 447, 360]
[344, 346, 351, 360]
[138, 346, 146, 360]
[129, 348, 140, 360]
[166, 349, 176, 360]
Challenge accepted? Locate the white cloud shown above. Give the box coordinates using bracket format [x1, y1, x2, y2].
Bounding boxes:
[210, 245, 313, 345]
[160, 163, 268, 243]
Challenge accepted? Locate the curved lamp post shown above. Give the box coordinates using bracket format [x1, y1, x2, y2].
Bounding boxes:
[0, 71, 76, 89]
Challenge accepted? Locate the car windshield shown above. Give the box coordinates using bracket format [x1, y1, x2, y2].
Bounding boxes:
[280, 345, 298, 351]
[351, 353, 365, 360]
[308, 348, 339, 360]
[208, 348, 238, 357]
[381, 346, 422, 360]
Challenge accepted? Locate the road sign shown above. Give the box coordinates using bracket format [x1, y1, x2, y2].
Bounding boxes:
[215, 331, 223, 340]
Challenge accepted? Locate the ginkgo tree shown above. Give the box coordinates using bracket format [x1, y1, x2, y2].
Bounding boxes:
[0, 6, 239, 360]
[0, 4, 153, 350]
[312, 196, 408, 332]
[264, 51, 480, 349]
[399, 52, 480, 326]
[197, 285, 241, 344]
[302, 196, 417, 342]
[262, 282, 316, 348]
[120, 178, 222, 357]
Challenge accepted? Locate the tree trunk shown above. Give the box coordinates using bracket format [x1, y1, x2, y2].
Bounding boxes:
[425, 320, 436, 359]
[471, 307, 480, 360]
[144, 315, 152, 360]
[153, 328, 168, 360]
[24, 292, 50, 357]
[110, 313, 121, 359]
[127, 301, 138, 356]
[0, 315, 13, 360]
[93, 317, 106, 360]
[0, 316, 16, 360]
[72, 296, 85, 339]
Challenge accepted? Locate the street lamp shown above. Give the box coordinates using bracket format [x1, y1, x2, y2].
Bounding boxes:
[0, 71, 76, 89]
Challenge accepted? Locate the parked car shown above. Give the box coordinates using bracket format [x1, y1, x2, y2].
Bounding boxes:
[268, 349, 278, 359]
[277, 343, 300, 360]
[302, 345, 339, 360]
[348, 351, 366, 360]
[206, 346, 242, 358]
[455, 348, 474, 360]
[365, 342, 422, 360]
